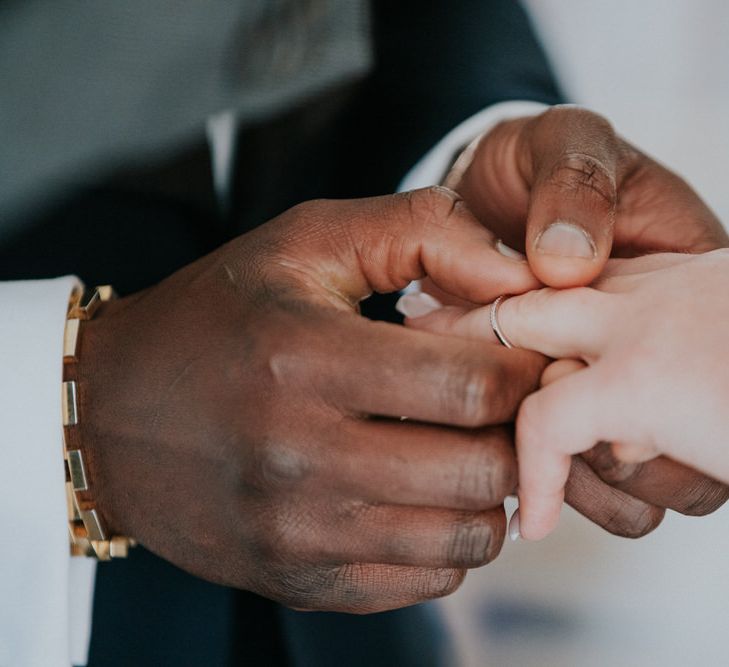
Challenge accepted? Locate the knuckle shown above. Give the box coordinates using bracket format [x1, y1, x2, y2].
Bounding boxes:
[454, 434, 516, 508]
[533, 106, 619, 206]
[446, 515, 493, 567]
[421, 568, 467, 599]
[274, 565, 333, 610]
[335, 499, 372, 523]
[327, 563, 380, 612]
[273, 199, 341, 253]
[445, 359, 503, 427]
[674, 478, 729, 516]
[255, 441, 312, 489]
[405, 185, 462, 228]
[604, 503, 665, 540]
[285, 198, 326, 220]
[583, 441, 643, 485]
[548, 151, 616, 206]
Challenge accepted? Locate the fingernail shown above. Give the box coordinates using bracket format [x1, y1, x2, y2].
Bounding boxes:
[535, 221, 596, 259]
[496, 239, 526, 261]
[508, 509, 521, 542]
[395, 292, 442, 319]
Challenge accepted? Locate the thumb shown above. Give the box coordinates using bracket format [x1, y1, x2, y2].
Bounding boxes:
[522, 107, 619, 288]
[316, 187, 542, 305]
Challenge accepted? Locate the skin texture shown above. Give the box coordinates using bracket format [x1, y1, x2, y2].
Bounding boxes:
[77, 187, 551, 613]
[414, 105, 729, 538]
[448, 106, 727, 286]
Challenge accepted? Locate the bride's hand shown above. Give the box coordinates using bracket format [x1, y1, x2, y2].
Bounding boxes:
[408, 251, 729, 540]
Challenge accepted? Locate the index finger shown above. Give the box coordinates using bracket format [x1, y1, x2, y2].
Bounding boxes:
[273, 187, 542, 306]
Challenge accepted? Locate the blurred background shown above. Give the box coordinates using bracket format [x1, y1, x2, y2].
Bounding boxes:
[437, 2, 729, 665]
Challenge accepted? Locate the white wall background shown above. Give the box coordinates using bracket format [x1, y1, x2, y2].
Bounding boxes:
[526, 0, 729, 222]
[438, 3, 729, 665]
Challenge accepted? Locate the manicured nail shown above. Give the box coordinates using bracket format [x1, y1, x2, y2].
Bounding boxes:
[535, 221, 596, 259]
[496, 239, 526, 261]
[508, 509, 521, 541]
[395, 292, 442, 318]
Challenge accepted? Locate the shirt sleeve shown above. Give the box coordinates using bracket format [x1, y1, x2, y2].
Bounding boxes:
[0, 276, 96, 667]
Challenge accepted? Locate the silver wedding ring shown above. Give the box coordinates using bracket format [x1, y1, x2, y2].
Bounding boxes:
[490, 295, 515, 349]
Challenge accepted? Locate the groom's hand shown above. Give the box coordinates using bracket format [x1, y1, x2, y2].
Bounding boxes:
[77, 188, 547, 613]
[440, 107, 729, 535]
[448, 105, 728, 287]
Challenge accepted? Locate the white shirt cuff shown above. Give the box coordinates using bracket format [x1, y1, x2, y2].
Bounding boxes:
[0, 277, 96, 667]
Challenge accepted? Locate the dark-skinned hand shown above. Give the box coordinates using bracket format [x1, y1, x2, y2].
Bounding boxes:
[77, 187, 551, 614]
